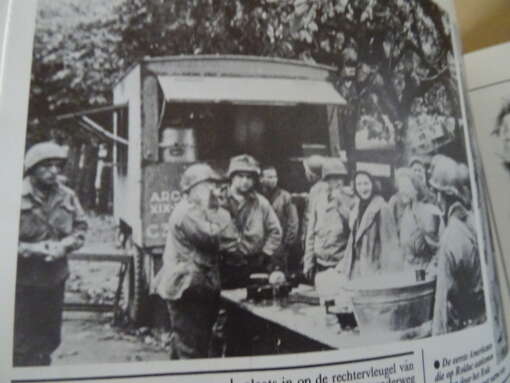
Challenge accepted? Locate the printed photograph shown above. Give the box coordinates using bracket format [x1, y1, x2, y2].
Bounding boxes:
[15, 0, 487, 367]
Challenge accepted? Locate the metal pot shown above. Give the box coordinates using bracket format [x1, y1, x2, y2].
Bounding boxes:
[345, 273, 436, 341]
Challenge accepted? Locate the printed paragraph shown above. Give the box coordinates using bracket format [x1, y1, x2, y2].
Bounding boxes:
[434, 344, 494, 383]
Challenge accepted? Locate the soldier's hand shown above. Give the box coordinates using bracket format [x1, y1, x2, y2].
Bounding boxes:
[44, 241, 67, 262]
[304, 267, 315, 283]
[20, 242, 52, 259]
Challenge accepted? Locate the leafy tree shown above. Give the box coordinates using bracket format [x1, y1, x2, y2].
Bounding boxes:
[30, 0, 462, 159]
[29, 0, 124, 119]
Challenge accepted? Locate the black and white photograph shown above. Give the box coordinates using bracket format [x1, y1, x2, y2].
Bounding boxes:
[14, 0, 488, 368]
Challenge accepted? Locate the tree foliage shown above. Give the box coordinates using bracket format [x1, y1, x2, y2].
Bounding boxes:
[30, 0, 461, 156]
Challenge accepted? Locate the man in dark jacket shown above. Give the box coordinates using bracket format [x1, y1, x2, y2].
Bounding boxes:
[15, 141, 88, 366]
[260, 165, 299, 274]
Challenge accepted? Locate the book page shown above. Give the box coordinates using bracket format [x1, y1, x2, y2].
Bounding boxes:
[0, 1, 509, 382]
[465, 40, 510, 350]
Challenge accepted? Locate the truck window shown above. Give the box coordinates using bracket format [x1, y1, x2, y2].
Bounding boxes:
[158, 102, 331, 192]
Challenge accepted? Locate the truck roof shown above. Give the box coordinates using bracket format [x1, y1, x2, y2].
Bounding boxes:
[113, 54, 338, 88]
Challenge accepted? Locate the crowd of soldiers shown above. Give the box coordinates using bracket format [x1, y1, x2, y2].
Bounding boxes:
[14, 141, 485, 366]
[153, 152, 484, 359]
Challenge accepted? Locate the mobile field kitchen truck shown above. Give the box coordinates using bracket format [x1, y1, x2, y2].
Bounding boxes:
[56, 55, 410, 325]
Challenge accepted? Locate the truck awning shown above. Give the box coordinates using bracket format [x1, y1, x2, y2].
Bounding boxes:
[157, 76, 346, 105]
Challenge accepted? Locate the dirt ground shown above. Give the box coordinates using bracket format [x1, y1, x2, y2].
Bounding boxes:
[57, 213, 170, 365]
[67, 214, 119, 306]
[53, 312, 169, 365]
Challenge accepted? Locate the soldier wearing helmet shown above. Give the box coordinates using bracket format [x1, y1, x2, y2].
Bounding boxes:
[14, 141, 88, 366]
[304, 158, 352, 282]
[155, 163, 239, 359]
[221, 154, 282, 288]
[429, 155, 485, 335]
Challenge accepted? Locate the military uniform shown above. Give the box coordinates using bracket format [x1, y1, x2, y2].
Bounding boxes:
[222, 191, 282, 287]
[432, 202, 485, 335]
[15, 177, 87, 366]
[156, 193, 238, 358]
[304, 158, 350, 278]
[301, 180, 328, 251]
[263, 187, 299, 273]
[304, 191, 350, 275]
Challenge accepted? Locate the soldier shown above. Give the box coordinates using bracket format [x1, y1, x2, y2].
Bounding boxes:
[304, 158, 352, 282]
[155, 163, 238, 359]
[301, 155, 328, 252]
[390, 167, 443, 272]
[222, 154, 282, 288]
[429, 155, 485, 335]
[14, 141, 88, 366]
[260, 165, 299, 274]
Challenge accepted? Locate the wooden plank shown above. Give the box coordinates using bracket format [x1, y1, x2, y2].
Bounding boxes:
[68, 252, 131, 263]
[64, 302, 114, 312]
[56, 103, 128, 121]
[81, 116, 129, 146]
[141, 72, 160, 162]
[113, 65, 143, 243]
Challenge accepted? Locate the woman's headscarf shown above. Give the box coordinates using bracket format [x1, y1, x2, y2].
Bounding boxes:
[353, 170, 379, 200]
[353, 170, 379, 219]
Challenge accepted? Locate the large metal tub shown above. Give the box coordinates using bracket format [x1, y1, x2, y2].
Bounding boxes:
[345, 273, 436, 341]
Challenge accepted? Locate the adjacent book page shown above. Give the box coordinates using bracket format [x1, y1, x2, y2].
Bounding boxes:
[465, 40, 510, 359]
[1, 1, 509, 382]
[465, 42, 510, 275]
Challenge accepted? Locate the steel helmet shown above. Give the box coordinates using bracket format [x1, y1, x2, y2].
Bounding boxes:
[180, 163, 221, 192]
[428, 155, 462, 197]
[227, 154, 260, 178]
[303, 155, 324, 175]
[395, 167, 427, 200]
[408, 155, 429, 169]
[321, 158, 348, 179]
[24, 141, 68, 174]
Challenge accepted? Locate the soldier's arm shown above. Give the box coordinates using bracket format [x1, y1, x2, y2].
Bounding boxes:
[180, 206, 237, 252]
[303, 203, 317, 275]
[432, 241, 456, 336]
[60, 193, 88, 253]
[261, 203, 282, 257]
[18, 242, 51, 258]
[284, 199, 299, 246]
[213, 209, 241, 253]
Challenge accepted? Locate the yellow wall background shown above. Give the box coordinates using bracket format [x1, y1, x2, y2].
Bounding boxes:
[455, 0, 510, 52]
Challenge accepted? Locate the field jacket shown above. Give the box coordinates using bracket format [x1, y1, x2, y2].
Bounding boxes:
[304, 191, 350, 272]
[264, 187, 299, 248]
[225, 191, 282, 258]
[17, 177, 88, 287]
[156, 199, 239, 301]
[432, 202, 484, 335]
[389, 195, 444, 270]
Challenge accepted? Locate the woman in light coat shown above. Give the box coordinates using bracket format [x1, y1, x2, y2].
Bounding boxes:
[336, 171, 401, 280]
